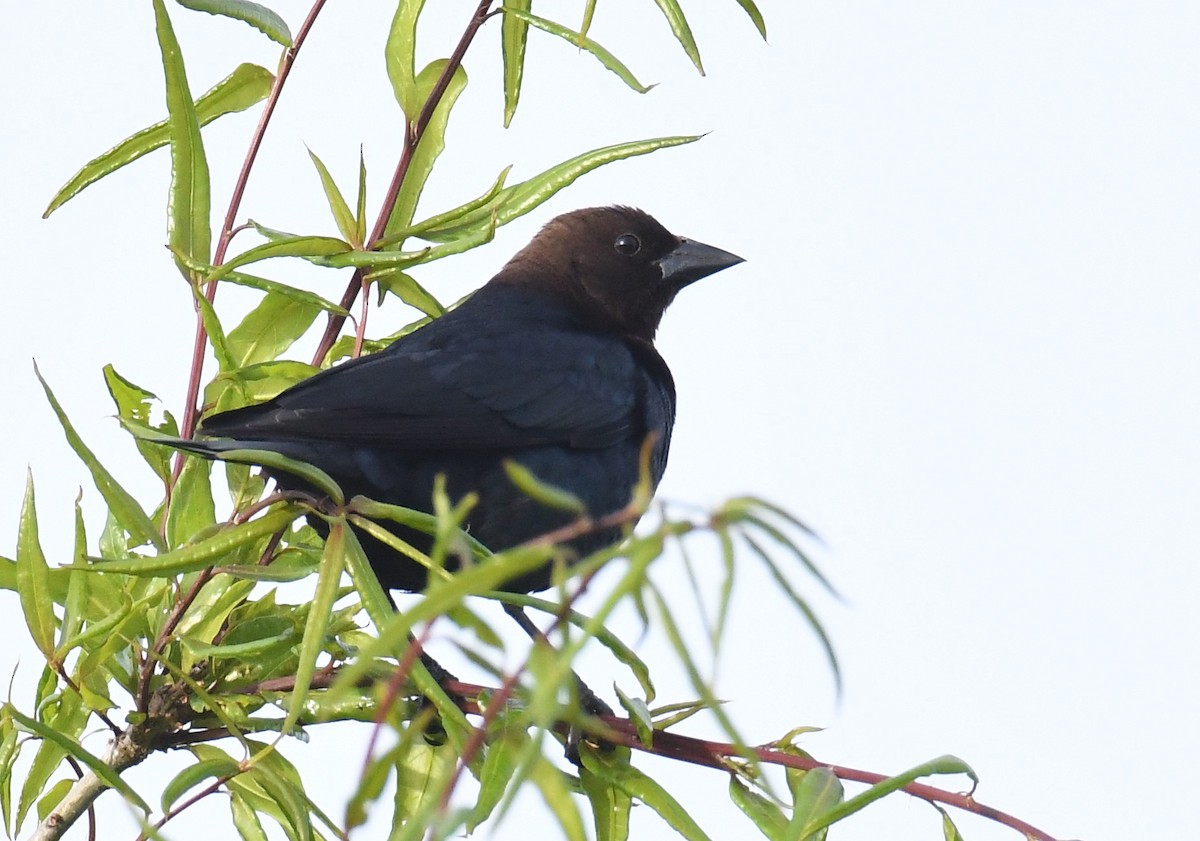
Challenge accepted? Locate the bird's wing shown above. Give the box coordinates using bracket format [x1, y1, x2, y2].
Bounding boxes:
[199, 305, 642, 452]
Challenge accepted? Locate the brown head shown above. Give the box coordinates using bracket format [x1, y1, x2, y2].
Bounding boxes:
[492, 206, 743, 341]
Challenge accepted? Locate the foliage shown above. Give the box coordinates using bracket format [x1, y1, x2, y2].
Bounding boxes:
[2, 2, 1056, 841]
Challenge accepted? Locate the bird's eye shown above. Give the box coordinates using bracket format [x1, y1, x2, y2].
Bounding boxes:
[614, 233, 642, 256]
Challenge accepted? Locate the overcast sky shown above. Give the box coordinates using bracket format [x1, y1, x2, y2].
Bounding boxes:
[2, 2, 1197, 840]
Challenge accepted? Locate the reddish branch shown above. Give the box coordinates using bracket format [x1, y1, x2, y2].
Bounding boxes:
[308, 0, 497, 367]
[176, 0, 330, 453]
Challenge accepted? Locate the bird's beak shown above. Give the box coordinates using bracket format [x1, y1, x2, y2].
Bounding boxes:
[655, 238, 744, 288]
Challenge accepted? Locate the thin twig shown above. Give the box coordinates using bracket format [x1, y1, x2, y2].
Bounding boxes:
[175, 0, 330, 452]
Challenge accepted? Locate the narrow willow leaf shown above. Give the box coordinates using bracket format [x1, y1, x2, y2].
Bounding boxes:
[799, 756, 976, 837]
[35, 779, 73, 823]
[209, 235, 351, 280]
[501, 0, 532, 126]
[104, 365, 178, 483]
[371, 269, 444, 317]
[355, 147, 367, 246]
[192, 283, 236, 372]
[936, 806, 966, 841]
[421, 136, 700, 242]
[385, 165, 512, 245]
[394, 740, 455, 831]
[734, 0, 768, 38]
[579, 0, 597, 39]
[0, 719, 19, 832]
[161, 756, 240, 812]
[742, 533, 840, 692]
[503, 10, 652, 93]
[249, 764, 312, 841]
[58, 497, 89, 650]
[204, 265, 347, 315]
[166, 456, 216, 549]
[174, 0, 293, 46]
[6, 704, 150, 814]
[528, 756, 587, 841]
[492, 591, 655, 702]
[226, 292, 321, 369]
[315, 247, 429, 271]
[469, 730, 525, 830]
[614, 686, 653, 746]
[153, 0, 212, 270]
[579, 745, 711, 841]
[787, 766, 843, 841]
[384, 60, 468, 239]
[579, 750, 631, 841]
[282, 520, 347, 736]
[650, 0, 704, 74]
[84, 505, 299, 575]
[729, 778, 787, 840]
[16, 472, 56, 659]
[307, 148, 358, 244]
[35, 364, 165, 551]
[340, 528, 472, 735]
[223, 273, 346, 315]
[502, 460, 586, 513]
[44, 63, 272, 217]
[384, 0, 427, 121]
[204, 360, 320, 413]
[230, 791, 270, 841]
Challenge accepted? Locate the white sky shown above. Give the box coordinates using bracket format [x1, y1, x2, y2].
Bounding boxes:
[2, 2, 1197, 840]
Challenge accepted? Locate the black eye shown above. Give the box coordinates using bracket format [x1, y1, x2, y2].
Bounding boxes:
[614, 233, 641, 256]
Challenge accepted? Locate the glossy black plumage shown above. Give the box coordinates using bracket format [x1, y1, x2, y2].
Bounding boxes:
[188, 206, 742, 593]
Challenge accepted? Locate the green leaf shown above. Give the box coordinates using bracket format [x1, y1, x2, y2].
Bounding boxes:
[44, 63, 272, 217]
[166, 456, 216, 549]
[307, 148, 358, 245]
[528, 756, 587, 841]
[16, 472, 56, 659]
[501, 0, 531, 126]
[421, 135, 700, 242]
[580, 749, 631, 841]
[729, 778, 787, 840]
[35, 778, 73, 823]
[384, 60, 469, 239]
[734, 0, 767, 39]
[503, 10, 652, 93]
[372, 269, 444, 317]
[356, 148, 367, 246]
[614, 686, 653, 747]
[226, 292, 321, 369]
[58, 497, 89, 651]
[384, 0, 428, 122]
[282, 519, 347, 736]
[502, 460, 587, 514]
[153, 0, 212, 271]
[174, 0, 293, 46]
[579, 745, 710, 841]
[470, 729, 525, 830]
[204, 360, 320, 414]
[104, 365, 178, 483]
[248, 763, 312, 841]
[209, 235, 352, 280]
[786, 766, 843, 841]
[230, 791, 270, 841]
[161, 756, 240, 812]
[192, 284, 236, 372]
[206, 267, 347, 315]
[650, 0, 704, 74]
[35, 363, 165, 551]
[936, 806, 966, 841]
[84, 505, 300, 576]
[797, 756, 977, 837]
[6, 703, 150, 815]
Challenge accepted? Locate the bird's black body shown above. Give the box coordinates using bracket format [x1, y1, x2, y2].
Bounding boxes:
[186, 207, 742, 593]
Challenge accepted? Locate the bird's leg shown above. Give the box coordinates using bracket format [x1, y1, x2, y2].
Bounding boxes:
[501, 603, 614, 718]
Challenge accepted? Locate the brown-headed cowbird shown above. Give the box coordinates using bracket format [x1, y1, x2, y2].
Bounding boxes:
[182, 206, 742, 592]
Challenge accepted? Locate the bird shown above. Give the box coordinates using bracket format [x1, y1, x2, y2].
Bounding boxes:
[181, 206, 743, 593]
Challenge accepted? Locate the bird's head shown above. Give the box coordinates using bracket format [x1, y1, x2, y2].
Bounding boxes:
[495, 206, 744, 341]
